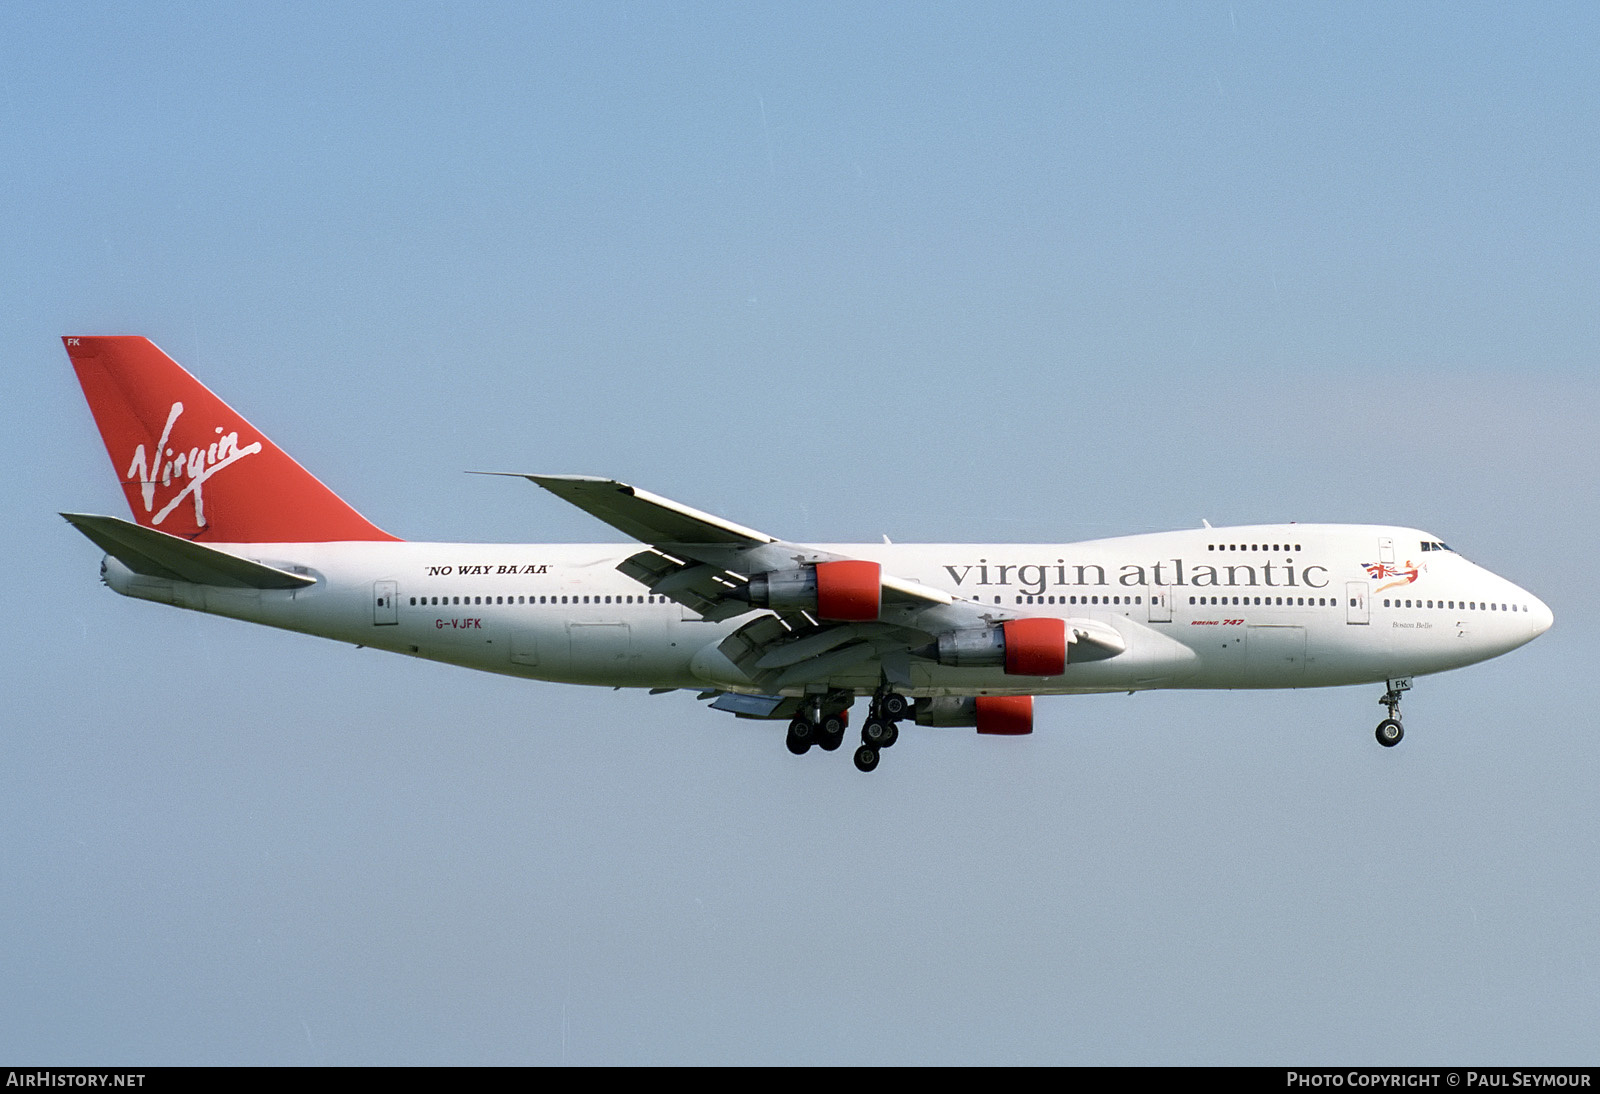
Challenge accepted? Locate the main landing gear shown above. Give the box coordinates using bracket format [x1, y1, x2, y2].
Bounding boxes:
[782, 689, 912, 773]
[1375, 677, 1411, 748]
[853, 688, 910, 774]
[786, 696, 850, 756]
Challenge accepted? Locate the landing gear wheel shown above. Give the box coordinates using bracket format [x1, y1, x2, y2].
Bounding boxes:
[786, 717, 814, 755]
[818, 714, 846, 751]
[862, 719, 893, 747]
[881, 693, 910, 720]
[1375, 719, 1404, 748]
[854, 745, 880, 772]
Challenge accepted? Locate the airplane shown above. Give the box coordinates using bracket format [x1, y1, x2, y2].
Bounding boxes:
[60, 335, 1553, 772]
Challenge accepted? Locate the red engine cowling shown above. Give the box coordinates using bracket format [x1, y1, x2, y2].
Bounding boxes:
[814, 559, 881, 621]
[1002, 618, 1067, 676]
[975, 695, 1034, 735]
[743, 559, 883, 620]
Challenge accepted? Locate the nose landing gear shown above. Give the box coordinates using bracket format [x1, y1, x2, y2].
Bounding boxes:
[1375, 677, 1411, 748]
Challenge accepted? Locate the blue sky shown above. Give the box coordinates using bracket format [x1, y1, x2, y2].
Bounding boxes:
[3, 1, 1597, 1063]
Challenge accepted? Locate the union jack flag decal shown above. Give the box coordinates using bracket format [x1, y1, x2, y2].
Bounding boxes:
[1364, 560, 1421, 593]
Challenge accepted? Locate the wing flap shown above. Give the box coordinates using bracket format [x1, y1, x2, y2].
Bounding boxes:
[770, 642, 880, 690]
[616, 549, 750, 618]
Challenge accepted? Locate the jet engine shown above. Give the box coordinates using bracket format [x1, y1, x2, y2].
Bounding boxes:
[931, 617, 1068, 676]
[914, 695, 1034, 735]
[741, 559, 882, 621]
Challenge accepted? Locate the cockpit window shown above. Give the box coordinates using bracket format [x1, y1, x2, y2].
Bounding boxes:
[1419, 541, 1453, 552]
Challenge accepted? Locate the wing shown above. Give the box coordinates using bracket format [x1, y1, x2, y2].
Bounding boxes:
[492, 473, 1124, 692]
[500, 473, 776, 547]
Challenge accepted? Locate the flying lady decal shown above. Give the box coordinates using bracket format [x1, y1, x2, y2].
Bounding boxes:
[1363, 559, 1423, 594]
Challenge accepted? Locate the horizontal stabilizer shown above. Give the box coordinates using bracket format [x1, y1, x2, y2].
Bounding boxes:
[61, 513, 315, 589]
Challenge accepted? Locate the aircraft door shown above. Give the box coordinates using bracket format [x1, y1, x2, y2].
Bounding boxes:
[510, 626, 539, 666]
[1346, 581, 1369, 625]
[1246, 625, 1306, 685]
[1147, 585, 1172, 623]
[568, 621, 633, 680]
[373, 580, 398, 625]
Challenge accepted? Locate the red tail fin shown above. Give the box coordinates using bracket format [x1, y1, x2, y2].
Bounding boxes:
[64, 336, 398, 543]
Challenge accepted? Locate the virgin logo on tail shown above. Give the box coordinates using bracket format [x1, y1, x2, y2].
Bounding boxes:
[126, 401, 262, 528]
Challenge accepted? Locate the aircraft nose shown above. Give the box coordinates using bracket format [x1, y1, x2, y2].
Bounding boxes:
[1529, 594, 1554, 637]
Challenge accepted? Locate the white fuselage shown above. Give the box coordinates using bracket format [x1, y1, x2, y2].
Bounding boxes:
[100, 523, 1551, 698]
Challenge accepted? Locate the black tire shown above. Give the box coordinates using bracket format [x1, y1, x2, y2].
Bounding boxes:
[879, 722, 899, 749]
[821, 713, 847, 737]
[862, 719, 891, 746]
[1376, 719, 1404, 747]
[881, 693, 910, 719]
[787, 717, 814, 755]
[854, 745, 879, 772]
